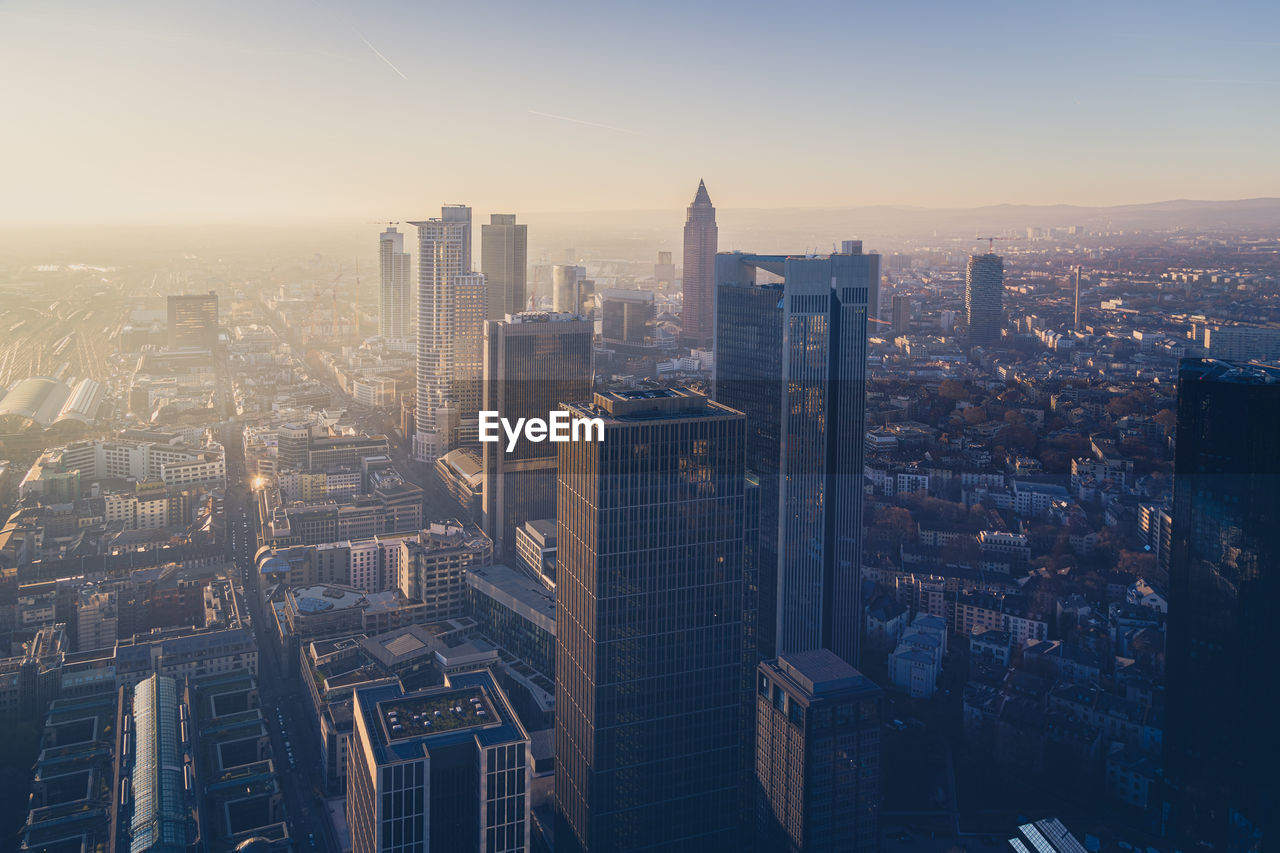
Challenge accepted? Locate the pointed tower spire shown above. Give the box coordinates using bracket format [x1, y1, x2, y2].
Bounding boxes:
[693, 178, 712, 206]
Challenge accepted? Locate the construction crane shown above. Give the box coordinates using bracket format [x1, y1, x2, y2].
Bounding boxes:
[975, 235, 1004, 253]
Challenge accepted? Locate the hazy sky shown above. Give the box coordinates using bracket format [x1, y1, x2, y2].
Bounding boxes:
[2, 0, 1277, 223]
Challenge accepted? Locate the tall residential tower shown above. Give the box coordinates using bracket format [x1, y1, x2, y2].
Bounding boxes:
[379, 226, 412, 342]
[411, 206, 486, 461]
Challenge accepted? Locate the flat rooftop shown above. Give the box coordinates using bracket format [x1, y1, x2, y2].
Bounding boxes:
[379, 687, 496, 740]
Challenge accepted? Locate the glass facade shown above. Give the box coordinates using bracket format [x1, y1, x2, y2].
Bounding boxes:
[714, 251, 873, 666]
[482, 314, 594, 556]
[555, 390, 748, 852]
[1167, 359, 1280, 846]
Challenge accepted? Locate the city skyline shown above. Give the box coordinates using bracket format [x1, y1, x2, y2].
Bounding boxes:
[2, 2, 1279, 224]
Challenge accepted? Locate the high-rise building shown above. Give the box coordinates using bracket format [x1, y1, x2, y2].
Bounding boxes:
[964, 253, 1004, 347]
[167, 291, 219, 350]
[481, 214, 528, 319]
[347, 672, 531, 853]
[411, 206, 486, 461]
[555, 388, 748, 853]
[654, 250, 676, 291]
[379, 227, 412, 342]
[600, 289, 656, 351]
[681, 179, 718, 347]
[481, 312, 593, 556]
[891, 294, 912, 336]
[714, 248, 875, 666]
[552, 265, 584, 314]
[755, 650, 882, 853]
[1166, 358, 1280, 847]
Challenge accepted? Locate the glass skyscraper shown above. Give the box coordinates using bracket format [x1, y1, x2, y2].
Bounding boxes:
[481, 312, 593, 557]
[714, 249, 875, 667]
[554, 388, 748, 853]
[964, 253, 1004, 348]
[1166, 358, 1280, 848]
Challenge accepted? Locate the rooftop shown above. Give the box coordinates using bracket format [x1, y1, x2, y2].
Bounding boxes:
[379, 687, 496, 740]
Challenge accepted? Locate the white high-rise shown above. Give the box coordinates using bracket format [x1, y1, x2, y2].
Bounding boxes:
[410, 206, 486, 461]
[378, 227, 411, 343]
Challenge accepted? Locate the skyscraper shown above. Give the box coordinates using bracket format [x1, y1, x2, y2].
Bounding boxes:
[755, 650, 883, 853]
[1166, 358, 1280, 847]
[891, 294, 912, 336]
[379, 226, 412, 342]
[167, 291, 219, 350]
[552, 264, 584, 314]
[681, 179, 717, 347]
[347, 672, 531, 853]
[481, 214, 528, 319]
[410, 206, 486, 460]
[481, 312, 593, 556]
[555, 388, 748, 853]
[600, 289, 656, 351]
[964, 253, 1004, 347]
[715, 248, 875, 666]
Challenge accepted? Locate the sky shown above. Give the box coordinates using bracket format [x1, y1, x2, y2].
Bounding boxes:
[1, 0, 1277, 223]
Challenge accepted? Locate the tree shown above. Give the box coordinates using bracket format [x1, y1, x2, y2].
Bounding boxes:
[939, 379, 968, 401]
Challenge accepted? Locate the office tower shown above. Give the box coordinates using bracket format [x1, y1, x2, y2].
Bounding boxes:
[481, 312, 593, 556]
[600, 289, 656, 351]
[552, 265, 584, 313]
[964, 253, 1004, 347]
[277, 423, 312, 471]
[482, 214, 528, 319]
[891, 295, 912, 336]
[411, 206, 485, 461]
[715, 248, 875, 666]
[654, 250, 676, 291]
[555, 388, 747, 853]
[1072, 265, 1082, 330]
[755, 650, 882, 853]
[379, 227, 412, 341]
[447, 271, 488, 432]
[681, 179, 718, 347]
[347, 672, 531, 853]
[167, 291, 218, 349]
[1166, 359, 1280, 847]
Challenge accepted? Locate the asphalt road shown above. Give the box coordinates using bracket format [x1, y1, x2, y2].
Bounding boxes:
[223, 423, 341, 853]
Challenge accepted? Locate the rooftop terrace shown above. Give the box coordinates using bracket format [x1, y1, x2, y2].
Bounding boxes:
[378, 687, 496, 740]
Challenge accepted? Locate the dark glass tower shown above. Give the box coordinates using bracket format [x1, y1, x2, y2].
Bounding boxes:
[555, 388, 747, 853]
[714, 249, 875, 666]
[481, 312, 593, 557]
[1166, 358, 1280, 848]
[964, 253, 1004, 347]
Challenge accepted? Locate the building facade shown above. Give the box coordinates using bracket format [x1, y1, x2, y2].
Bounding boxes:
[964, 253, 1004, 347]
[1166, 358, 1280, 847]
[412, 205, 484, 460]
[481, 312, 593, 557]
[681, 180, 717, 347]
[481, 214, 528, 319]
[347, 673, 531, 853]
[555, 388, 748, 852]
[380, 226, 412, 342]
[714, 249, 875, 666]
[755, 650, 882, 853]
